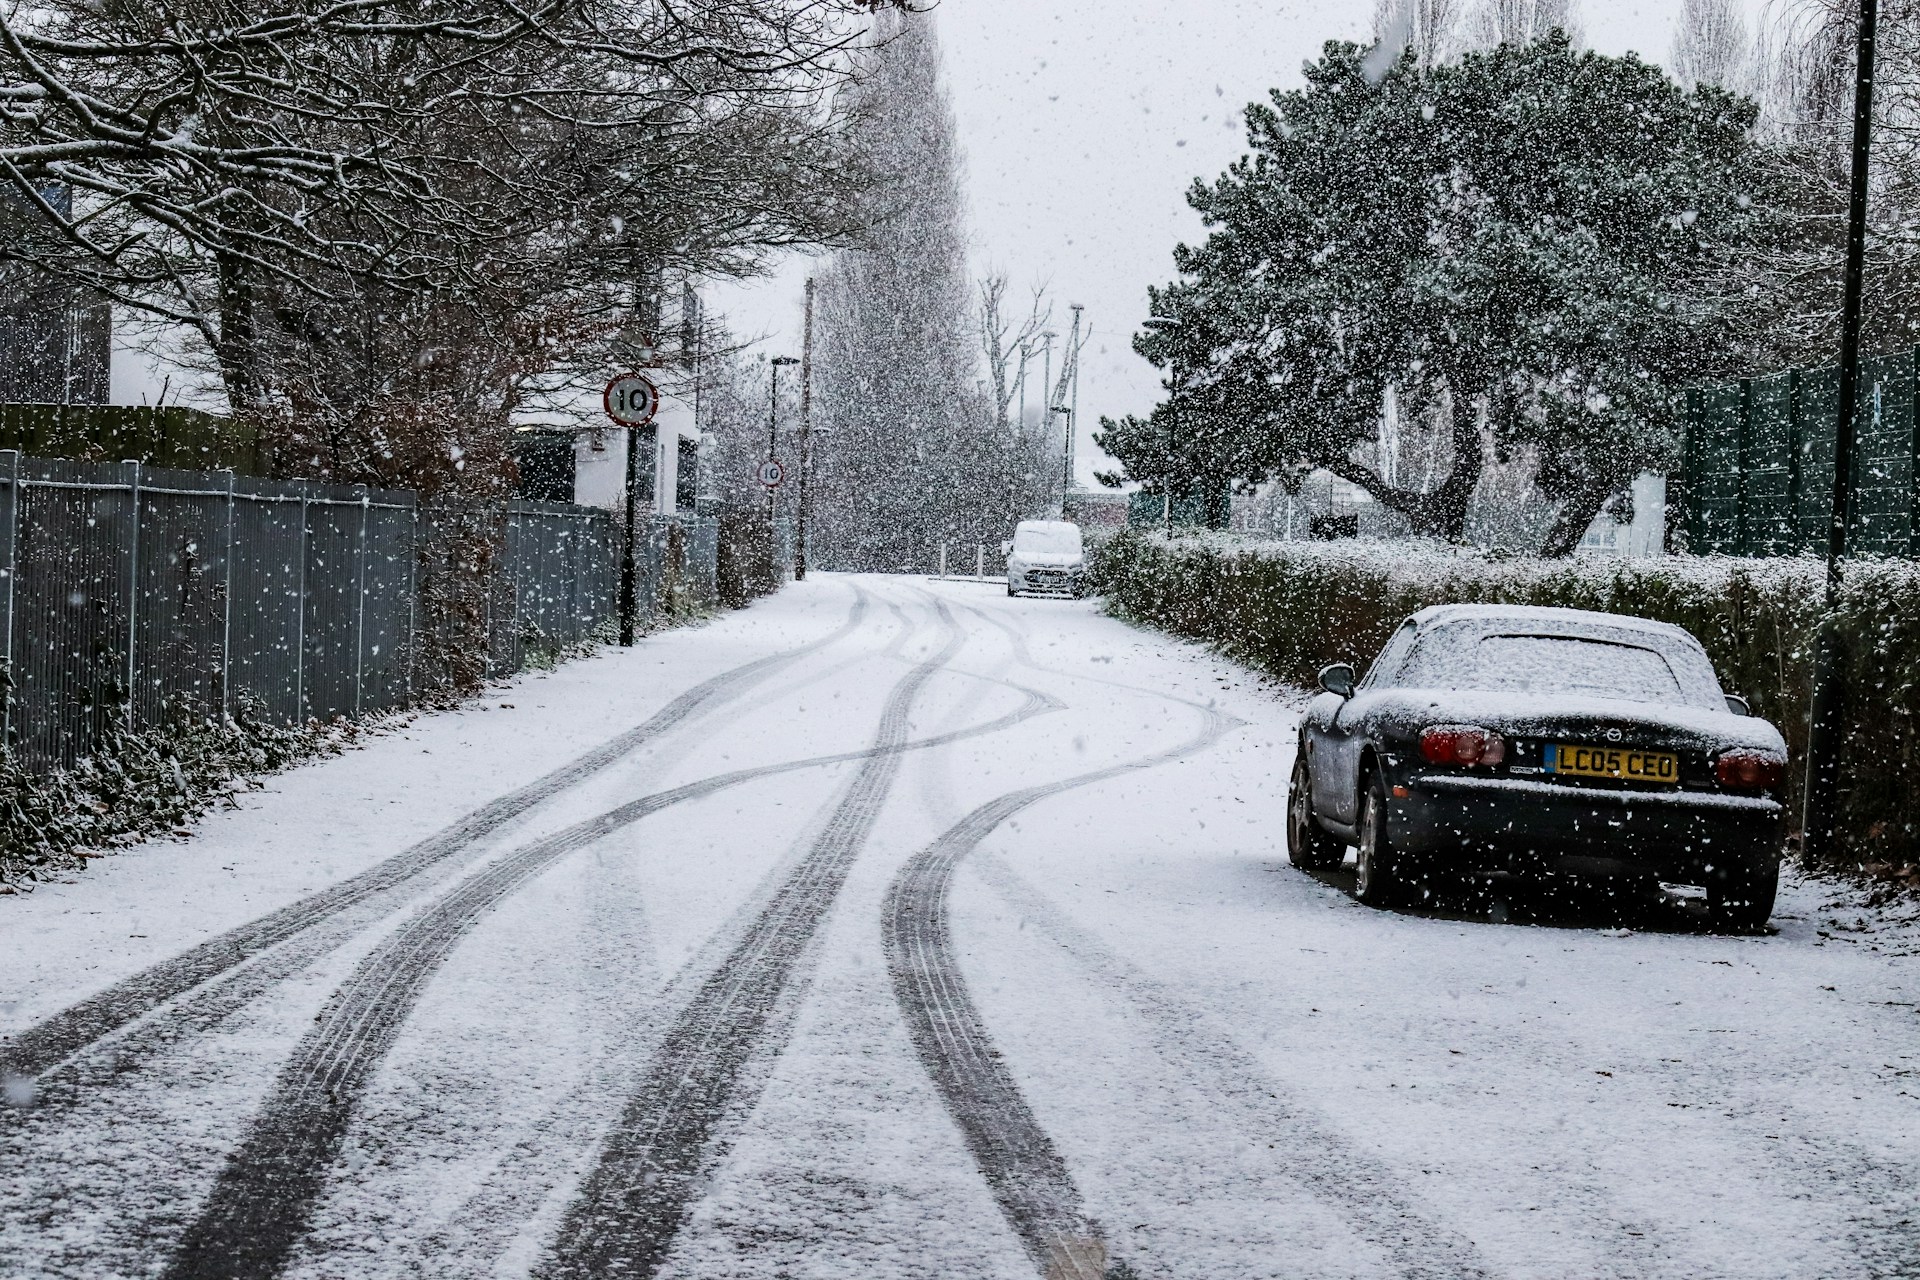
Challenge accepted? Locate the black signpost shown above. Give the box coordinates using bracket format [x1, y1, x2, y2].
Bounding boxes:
[605, 371, 661, 646]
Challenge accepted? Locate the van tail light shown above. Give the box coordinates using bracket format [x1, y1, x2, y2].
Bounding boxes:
[1419, 725, 1506, 767]
[1716, 749, 1785, 790]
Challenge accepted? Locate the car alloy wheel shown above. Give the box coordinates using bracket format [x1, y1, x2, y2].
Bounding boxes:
[1353, 775, 1403, 907]
[1288, 755, 1344, 871]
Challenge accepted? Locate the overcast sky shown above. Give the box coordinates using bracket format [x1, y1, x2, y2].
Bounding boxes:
[708, 0, 1767, 487]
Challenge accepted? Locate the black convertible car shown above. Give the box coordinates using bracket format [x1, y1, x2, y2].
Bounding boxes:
[1288, 604, 1789, 927]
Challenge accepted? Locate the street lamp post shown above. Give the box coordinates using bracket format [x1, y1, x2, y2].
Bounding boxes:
[1803, 0, 1881, 864]
[1049, 406, 1072, 517]
[797, 279, 815, 581]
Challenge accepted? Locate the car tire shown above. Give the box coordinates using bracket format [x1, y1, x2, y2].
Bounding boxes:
[1006, 584, 1017, 597]
[1707, 859, 1779, 931]
[1353, 772, 1405, 907]
[1287, 754, 1345, 871]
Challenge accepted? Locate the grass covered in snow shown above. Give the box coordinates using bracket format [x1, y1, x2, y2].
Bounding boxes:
[1090, 531, 1920, 871]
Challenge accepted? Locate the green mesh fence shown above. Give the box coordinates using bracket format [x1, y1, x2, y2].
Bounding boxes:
[1684, 350, 1920, 557]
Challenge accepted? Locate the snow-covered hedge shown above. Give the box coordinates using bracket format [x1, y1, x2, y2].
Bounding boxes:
[1089, 531, 1920, 867]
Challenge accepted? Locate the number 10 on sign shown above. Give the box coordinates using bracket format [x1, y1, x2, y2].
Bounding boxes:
[604, 373, 660, 426]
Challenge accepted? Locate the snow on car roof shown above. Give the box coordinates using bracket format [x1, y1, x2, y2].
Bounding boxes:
[1409, 602, 1694, 641]
[1015, 520, 1079, 533]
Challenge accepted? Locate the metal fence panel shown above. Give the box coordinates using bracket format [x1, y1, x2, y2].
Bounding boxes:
[1685, 349, 1920, 559]
[130, 465, 228, 729]
[225, 478, 306, 724]
[9, 458, 132, 768]
[0, 452, 617, 774]
[1854, 351, 1914, 555]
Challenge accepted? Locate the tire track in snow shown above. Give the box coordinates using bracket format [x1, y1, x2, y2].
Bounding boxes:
[164, 601, 1017, 1280]
[882, 705, 1238, 1280]
[968, 852, 1493, 1280]
[0, 589, 871, 1093]
[923, 593, 1490, 1278]
[532, 599, 968, 1280]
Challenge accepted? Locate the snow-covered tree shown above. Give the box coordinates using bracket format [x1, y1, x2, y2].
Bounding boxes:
[1106, 34, 1778, 555]
[1671, 0, 1753, 91]
[808, 10, 1045, 571]
[1459, 0, 1584, 49]
[0, 0, 891, 493]
[1371, 0, 1468, 66]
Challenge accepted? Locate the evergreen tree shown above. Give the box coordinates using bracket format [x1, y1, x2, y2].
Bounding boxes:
[1103, 35, 1777, 554]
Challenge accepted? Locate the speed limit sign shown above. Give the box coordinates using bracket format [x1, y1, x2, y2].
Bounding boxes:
[603, 372, 660, 426]
[758, 459, 785, 488]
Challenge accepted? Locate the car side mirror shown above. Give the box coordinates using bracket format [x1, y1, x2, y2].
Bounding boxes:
[1318, 663, 1356, 699]
[1725, 694, 1751, 716]
[1000, 540, 1013, 556]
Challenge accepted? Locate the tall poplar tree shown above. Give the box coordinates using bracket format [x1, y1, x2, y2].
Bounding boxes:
[808, 10, 1031, 572]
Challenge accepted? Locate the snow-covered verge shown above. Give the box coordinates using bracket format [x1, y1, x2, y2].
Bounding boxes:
[1089, 530, 1920, 875]
[0, 621, 713, 892]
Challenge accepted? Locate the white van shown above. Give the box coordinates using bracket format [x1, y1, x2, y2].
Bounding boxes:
[1004, 520, 1086, 597]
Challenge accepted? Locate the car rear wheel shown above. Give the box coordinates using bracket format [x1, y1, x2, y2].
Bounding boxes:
[1353, 773, 1405, 907]
[1707, 859, 1779, 931]
[1287, 754, 1344, 871]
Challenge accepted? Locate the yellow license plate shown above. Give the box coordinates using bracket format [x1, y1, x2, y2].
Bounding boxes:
[1545, 743, 1678, 783]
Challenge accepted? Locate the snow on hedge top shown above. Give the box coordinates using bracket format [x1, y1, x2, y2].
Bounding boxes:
[1121, 531, 1920, 602]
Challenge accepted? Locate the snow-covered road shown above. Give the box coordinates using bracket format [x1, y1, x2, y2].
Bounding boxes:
[3, 575, 1916, 1279]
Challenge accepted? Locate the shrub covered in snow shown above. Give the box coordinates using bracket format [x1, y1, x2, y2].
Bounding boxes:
[1091, 531, 1920, 869]
[0, 700, 355, 891]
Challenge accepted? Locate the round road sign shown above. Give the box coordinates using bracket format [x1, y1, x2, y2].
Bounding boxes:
[758, 459, 785, 488]
[604, 372, 660, 426]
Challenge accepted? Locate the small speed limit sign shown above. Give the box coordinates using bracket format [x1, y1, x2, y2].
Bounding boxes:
[603, 372, 660, 426]
[758, 459, 785, 489]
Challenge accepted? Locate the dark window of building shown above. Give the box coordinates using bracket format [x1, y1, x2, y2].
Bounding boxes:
[513, 431, 576, 503]
[676, 436, 698, 512]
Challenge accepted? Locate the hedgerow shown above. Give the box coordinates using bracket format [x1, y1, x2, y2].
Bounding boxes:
[1090, 530, 1920, 870]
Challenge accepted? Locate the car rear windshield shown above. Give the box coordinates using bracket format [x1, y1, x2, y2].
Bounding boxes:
[1014, 527, 1082, 555]
[1397, 631, 1720, 708]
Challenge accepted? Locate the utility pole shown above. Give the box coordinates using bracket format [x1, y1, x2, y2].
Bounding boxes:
[1803, 0, 1880, 864]
[617, 272, 663, 647]
[1039, 331, 1055, 515]
[797, 278, 815, 581]
[768, 355, 798, 525]
[1063, 304, 1084, 513]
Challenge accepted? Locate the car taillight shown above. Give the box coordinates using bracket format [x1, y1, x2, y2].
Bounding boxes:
[1419, 725, 1506, 767]
[1716, 749, 1785, 790]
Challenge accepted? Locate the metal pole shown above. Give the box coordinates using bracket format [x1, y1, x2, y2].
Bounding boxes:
[976, 543, 984, 582]
[798, 277, 814, 581]
[294, 485, 309, 721]
[1804, 0, 1880, 865]
[352, 488, 369, 716]
[123, 460, 141, 730]
[1065, 304, 1083, 510]
[0, 450, 18, 749]
[618, 425, 640, 646]
[768, 361, 780, 524]
[405, 499, 417, 703]
[220, 469, 235, 719]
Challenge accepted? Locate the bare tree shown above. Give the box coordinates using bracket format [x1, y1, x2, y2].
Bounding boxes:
[1671, 0, 1753, 91]
[1, 0, 896, 491]
[1459, 0, 1585, 49]
[1372, 0, 1468, 65]
[976, 271, 1050, 432]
